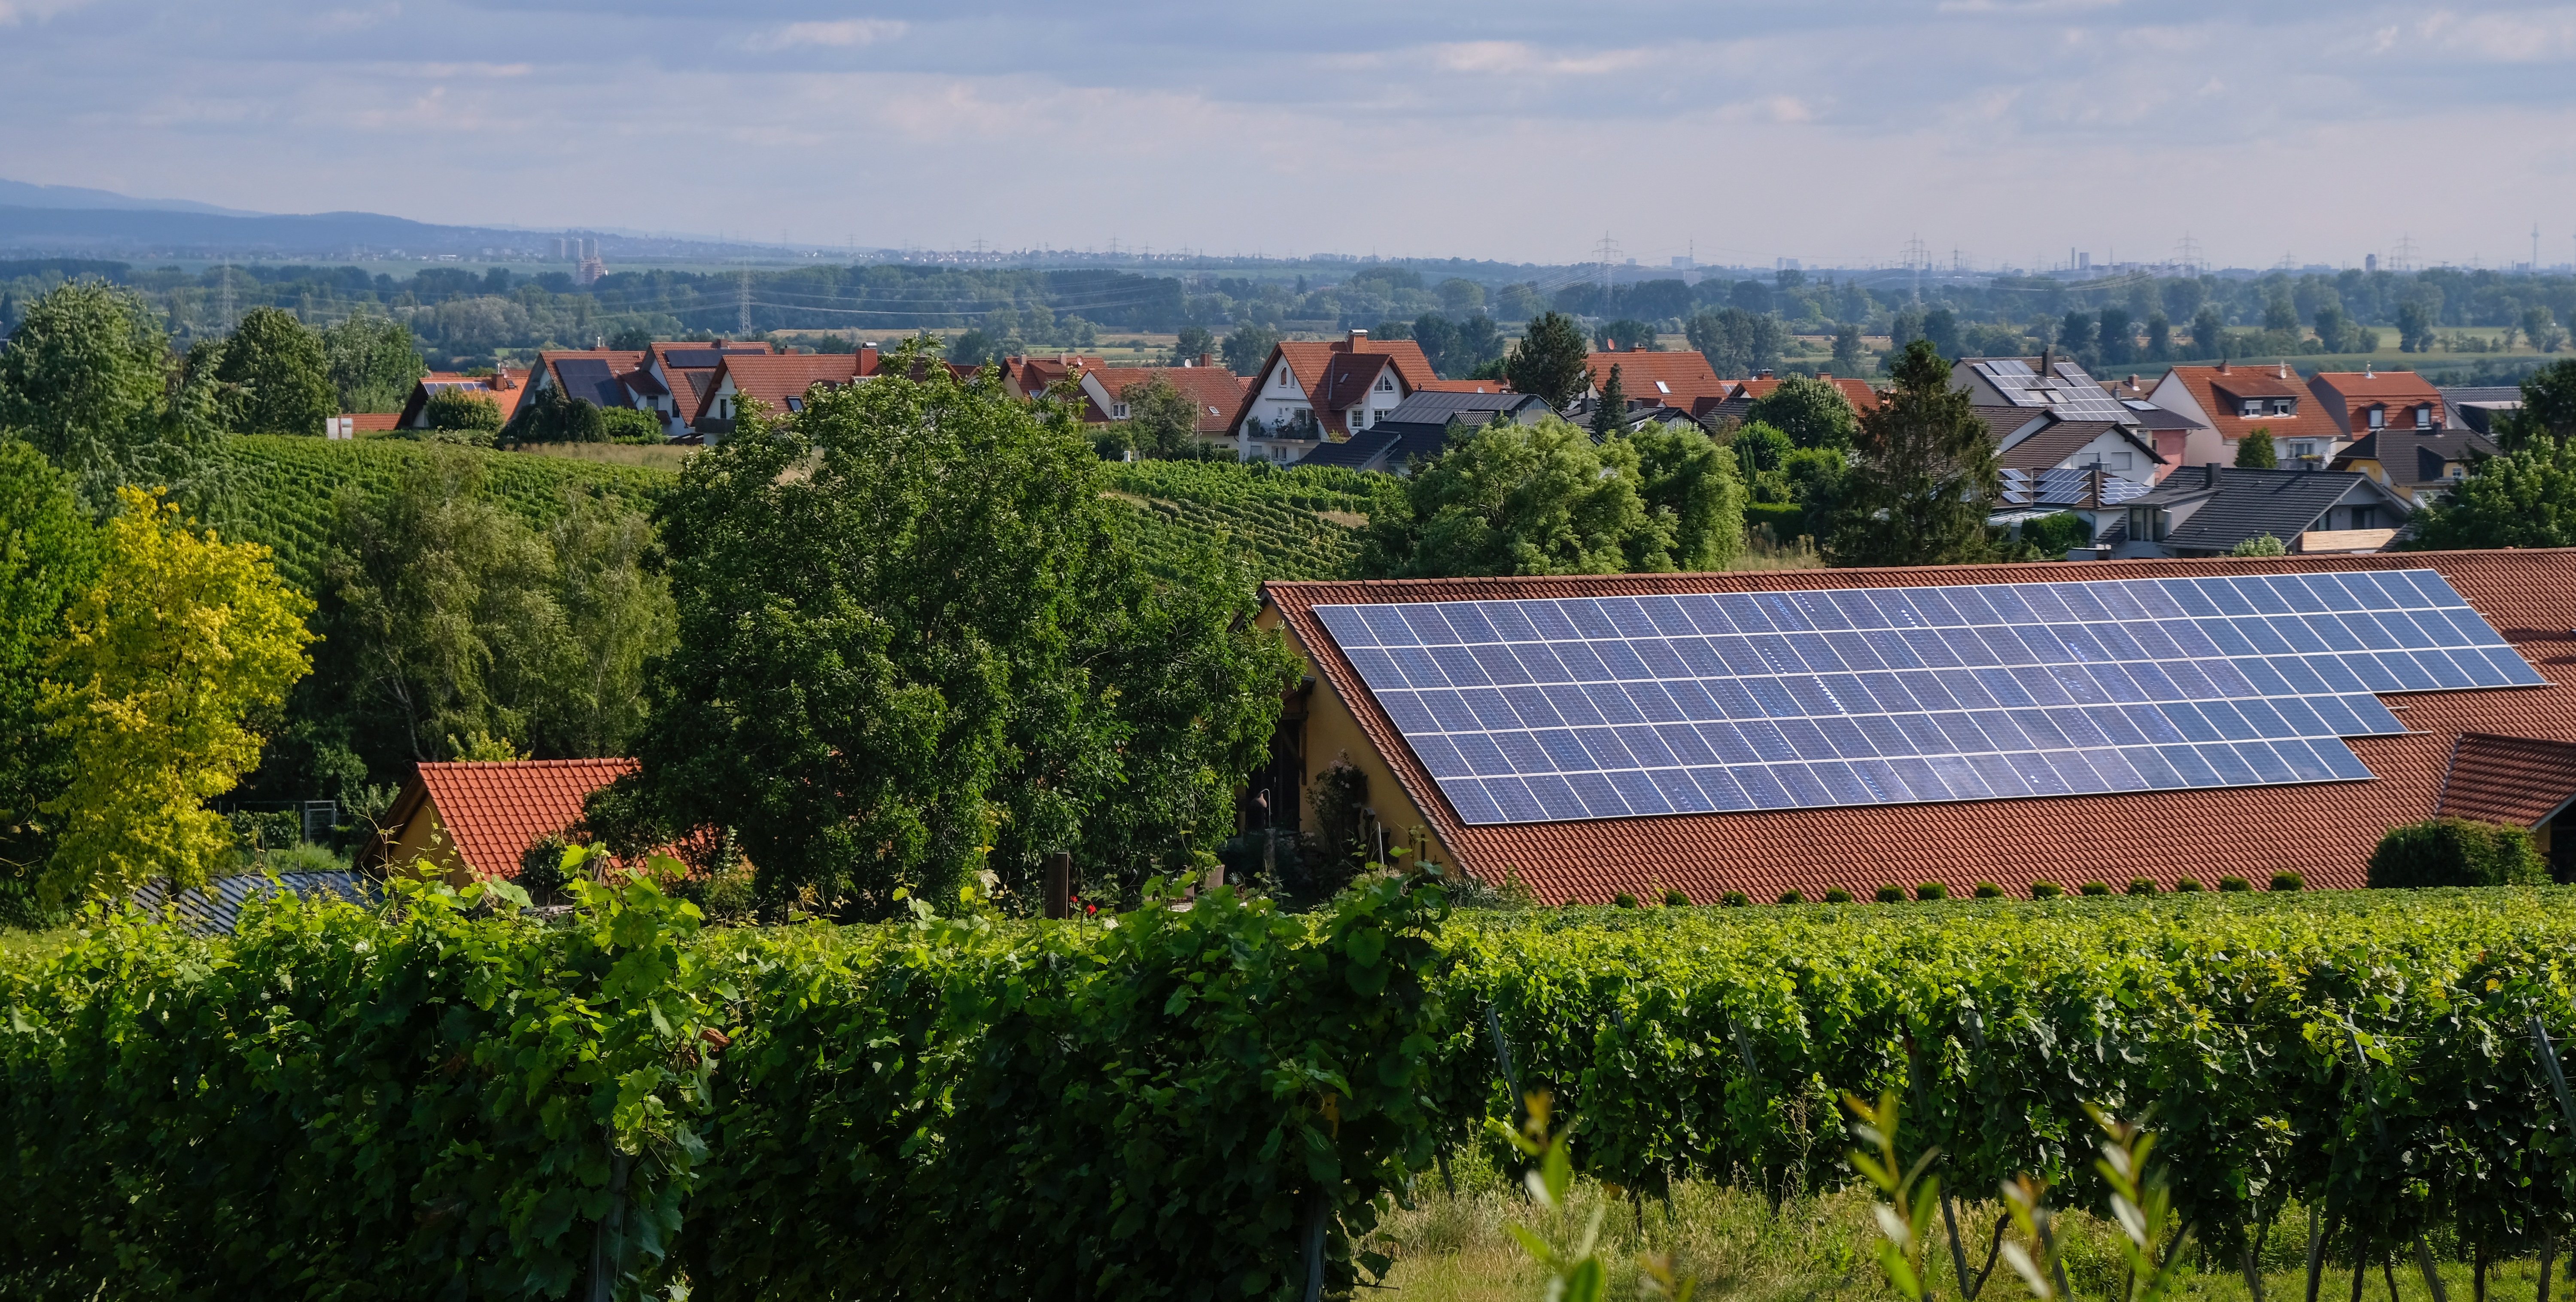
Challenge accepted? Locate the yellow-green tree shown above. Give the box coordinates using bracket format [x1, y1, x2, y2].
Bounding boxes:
[41, 487, 315, 904]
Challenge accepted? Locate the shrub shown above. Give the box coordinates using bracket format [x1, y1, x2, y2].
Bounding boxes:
[2220, 876, 2253, 892]
[2031, 881, 2064, 898]
[1823, 888, 1855, 904]
[598, 406, 666, 445]
[2126, 877, 2159, 896]
[2270, 871, 2306, 892]
[1973, 881, 2004, 899]
[1720, 890, 1750, 907]
[2175, 877, 2205, 892]
[1613, 892, 1641, 909]
[1874, 884, 1906, 903]
[1774, 890, 1802, 905]
[1663, 887, 1691, 907]
[2080, 881, 2113, 896]
[1915, 882, 1948, 901]
[2368, 818, 2550, 888]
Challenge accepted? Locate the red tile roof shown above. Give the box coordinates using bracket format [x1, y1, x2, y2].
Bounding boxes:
[1085, 365, 1252, 433]
[1733, 373, 1886, 414]
[2308, 370, 2445, 438]
[400, 758, 638, 880]
[1265, 550, 2576, 904]
[695, 353, 870, 423]
[2434, 732, 2576, 829]
[2163, 363, 2344, 447]
[1587, 349, 1734, 409]
[1418, 379, 1511, 393]
[343, 412, 402, 433]
[1230, 335, 1442, 438]
[395, 368, 528, 428]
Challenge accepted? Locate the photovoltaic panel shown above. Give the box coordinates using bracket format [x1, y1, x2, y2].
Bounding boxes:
[1313, 570, 2543, 826]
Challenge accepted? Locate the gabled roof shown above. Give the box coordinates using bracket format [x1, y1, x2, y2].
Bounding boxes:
[1997, 419, 2162, 476]
[2331, 427, 2497, 488]
[1234, 335, 1441, 438]
[1585, 348, 1733, 409]
[1084, 365, 1250, 433]
[2436, 732, 2576, 829]
[694, 353, 871, 422]
[1262, 549, 2576, 904]
[1379, 389, 1552, 426]
[535, 351, 648, 409]
[2159, 363, 2345, 446]
[395, 368, 528, 428]
[2126, 467, 2405, 552]
[377, 758, 637, 880]
[2310, 369, 2442, 402]
[1973, 405, 2050, 442]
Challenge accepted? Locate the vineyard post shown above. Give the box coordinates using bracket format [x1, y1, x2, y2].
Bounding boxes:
[1485, 1002, 1522, 1108]
[2526, 1016, 2576, 1302]
[587, 1137, 631, 1302]
[2344, 1024, 2451, 1302]
[1907, 1031, 1979, 1301]
[1301, 1185, 1328, 1302]
[1045, 852, 1071, 919]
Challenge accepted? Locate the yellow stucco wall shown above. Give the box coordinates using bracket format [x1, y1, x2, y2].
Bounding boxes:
[1258, 604, 1457, 877]
[384, 801, 472, 885]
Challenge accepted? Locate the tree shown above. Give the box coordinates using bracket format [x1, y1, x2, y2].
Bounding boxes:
[2500, 358, 2576, 449]
[40, 486, 313, 905]
[2235, 427, 2278, 469]
[1121, 374, 1201, 458]
[2191, 307, 2227, 358]
[1832, 323, 1865, 374]
[1826, 338, 1998, 567]
[2524, 305, 2564, 354]
[1506, 311, 1592, 409]
[0, 441, 100, 896]
[1746, 373, 1857, 449]
[2146, 311, 2172, 362]
[1597, 318, 1657, 351]
[1687, 308, 1786, 378]
[423, 388, 505, 437]
[1171, 324, 1215, 365]
[321, 314, 426, 415]
[2410, 435, 2576, 549]
[1591, 363, 1627, 440]
[2230, 533, 2287, 557]
[0, 281, 222, 515]
[2261, 296, 2298, 335]
[1626, 421, 1745, 572]
[2368, 818, 2548, 887]
[598, 407, 664, 445]
[204, 306, 337, 436]
[1361, 417, 1672, 578]
[1410, 314, 1458, 376]
[536, 487, 675, 760]
[2397, 300, 2437, 354]
[1220, 323, 1282, 376]
[601, 344, 1296, 916]
[2096, 307, 2133, 366]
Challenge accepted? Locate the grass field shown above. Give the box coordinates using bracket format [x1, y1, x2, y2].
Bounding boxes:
[1374, 1150, 2543, 1302]
[513, 442, 700, 472]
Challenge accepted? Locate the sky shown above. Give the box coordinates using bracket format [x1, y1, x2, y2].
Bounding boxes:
[2, 0, 2573, 271]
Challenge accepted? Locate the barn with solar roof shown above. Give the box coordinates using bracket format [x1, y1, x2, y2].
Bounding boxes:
[1249, 552, 2576, 904]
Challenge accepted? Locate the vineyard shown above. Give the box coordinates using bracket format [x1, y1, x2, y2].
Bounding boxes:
[1101, 459, 1405, 581]
[205, 435, 676, 592]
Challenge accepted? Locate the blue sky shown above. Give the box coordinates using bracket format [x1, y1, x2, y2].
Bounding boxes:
[3, 0, 2573, 268]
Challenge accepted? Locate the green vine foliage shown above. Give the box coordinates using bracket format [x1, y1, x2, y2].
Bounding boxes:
[1429, 890, 2576, 1274]
[1, 869, 1451, 1300]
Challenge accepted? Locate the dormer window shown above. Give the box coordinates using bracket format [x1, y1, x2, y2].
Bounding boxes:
[785, 397, 803, 413]
[2367, 407, 2385, 429]
[2272, 399, 2294, 415]
[1113, 403, 1130, 420]
[2240, 401, 2261, 417]
[2415, 407, 2432, 429]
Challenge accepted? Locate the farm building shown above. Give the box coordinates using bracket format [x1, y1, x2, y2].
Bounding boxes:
[1250, 550, 2576, 904]
[365, 758, 638, 883]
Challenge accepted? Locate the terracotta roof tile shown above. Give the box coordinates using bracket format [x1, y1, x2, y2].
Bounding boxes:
[2435, 732, 2576, 828]
[1587, 350, 1735, 409]
[1265, 550, 2576, 904]
[1234, 337, 1441, 438]
[412, 759, 638, 880]
[2163, 363, 2344, 446]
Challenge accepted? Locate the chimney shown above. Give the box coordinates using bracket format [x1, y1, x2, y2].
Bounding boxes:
[2205, 462, 2221, 488]
[1199, 352, 1215, 369]
[2039, 345, 2053, 378]
[1347, 329, 1368, 348]
[858, 345, 879, 375]
[1759, 368, 1775, 379]
[1631, 344, 1647, 352]
[2218, 358, 2230, 373]
[2277, 361, 2289, 380]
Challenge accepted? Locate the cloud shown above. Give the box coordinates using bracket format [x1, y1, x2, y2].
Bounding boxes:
[742, 18, 905, 52]
[0, 0, 92, 24]
[1419, 40, 1655, 76]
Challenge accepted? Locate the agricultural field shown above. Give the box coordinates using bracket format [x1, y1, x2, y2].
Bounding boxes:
[1101, 458, 1407, 581]
[207, 435, 674, 593]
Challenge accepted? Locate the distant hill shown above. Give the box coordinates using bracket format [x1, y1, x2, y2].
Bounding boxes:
[0, 204, 550, 259]
[0, 177, 267, 218]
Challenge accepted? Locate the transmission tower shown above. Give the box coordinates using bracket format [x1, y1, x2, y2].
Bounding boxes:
[2394, 234, 2418, 274]
[2174, 233, 2202, 277]
[1594, 232, 1621, 310]
[737, 262, 752, 338]
[1900, 235, 1928, 300]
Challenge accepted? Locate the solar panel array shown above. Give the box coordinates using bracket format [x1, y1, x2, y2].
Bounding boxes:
[1998, 467, 2151, 508]
[552, 358, 625, 408]
[663, 348, 723, 369]
[1974, 358, 2132, 424]
[1314, 570, 2543, 826]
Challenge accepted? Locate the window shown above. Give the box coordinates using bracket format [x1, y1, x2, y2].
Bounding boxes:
[2290, 441, 2316, 458]
[1350, 408, 1366, 429]
[2272, 399, 2295, 415]
[785, 397, 803, 413]
[1655, 380, 1671, 394]
[1376, 375, 1394, 392]
[2367, 407, 2384, 429]
[1113, 403, 1129, 419]
[2241, 401, 2261, 417]
[2348, 506, 2376, 531]
[2109, 451, 2134, 470]
[2415, 406, 2432, 429]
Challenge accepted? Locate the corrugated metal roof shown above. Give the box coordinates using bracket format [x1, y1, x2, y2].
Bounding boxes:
[131, 871, 378, 934]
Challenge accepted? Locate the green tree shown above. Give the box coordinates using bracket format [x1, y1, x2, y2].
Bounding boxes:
[2524, 306, 2564, 354]
[2261, 295, 2298, 334]
[0, 441, 101, 900]
[320, 314, 425, 415]
[40, 486, 314, 905]
[2397, 300, 2436, 354]
[1361, 417, 1669, 577]
[2235, 427, 2278, 468]
[2409, 435, 2576, 549]
[1731, 420, 1791, 476]
[534, 487, 674, 760]
[1506, 311, 1593, 409]
[1597, 318, 1657, 351]
[207, 306, 335, 436]
[602, 344, 1296, 916]
[2146, 311, 2172, 361]
[1220, 323, 1282, 377]
[1831, 322, 1865, 374]
[2500, 358, 2576, 449]
[2368, 818, 2549, 887]
[0, 281, 222, 514]
[2230, 533, 2287, 557]
[597, 406, 664, 445]
[606, 324, 656, 351]
[2191, 307, 2227, 357]
[1626, 421, 1745, 572]
[1746, 372, 1858, 449]
[1121, 374, 1201, 459]
[1591, 363, 1627, 440]
[1171, 325, 1215, 364]
[1826, 338, 1998, 567]
[423, 388, 505, 437]
[1687, 307, 1786, 378]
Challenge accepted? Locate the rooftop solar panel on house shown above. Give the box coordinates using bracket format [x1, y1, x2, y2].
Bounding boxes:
[664, 349, 722, 369]
[1314, 570, 2542, 825]
[552, 358, 625, 408]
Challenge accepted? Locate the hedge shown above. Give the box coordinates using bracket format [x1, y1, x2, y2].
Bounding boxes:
[0, 871, 1448, 1300]
[2368, 817, 2550, 888]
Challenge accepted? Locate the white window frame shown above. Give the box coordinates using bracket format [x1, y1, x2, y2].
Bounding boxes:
[2367, 407, 2384, 429]
[2415, 406, 2432, 429]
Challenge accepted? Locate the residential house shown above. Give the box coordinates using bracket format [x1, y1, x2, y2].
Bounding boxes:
[2442, 386, 2525, 436]
[2435, 733, 2576, 880]
[1251, 550, 2569, 903]
[1300, 390, 1551, 473]
[1077, 360, 1251, 448]
[1227, 330, 1440, 463]
[2147, 360, 2347, 467]
[2307, 370, 2445, 463]
[2329, 427, 2497, 507]
[1583, 347, 1735, 414]
[365, 758, 640, 884]
[1001, 354, 1109, 402]
[691, 351, 881, 439]
[641, 342, 779, 436]
[1987, 414, 2168, 543]
[394, 368, 528, 431]
[2111, 465, 2416, 558]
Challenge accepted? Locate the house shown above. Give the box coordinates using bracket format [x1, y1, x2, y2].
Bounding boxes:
[1249, 548, 2573, 904]
[324, 413, 403, 439]
[2147, 361, 2348, 467]
[1076, 360, 1250, 448]
[1300, 390, 1552, 473]
[2434, 733, 2576, 879]
[1583, 347, 1735, 413]
[365, 758, 639, 884]
[2307, 370, 2445, 457]
[2330, 427, 2497, 507]
[691, 351, 881, 439]
[2443, 386, 2525, 436]
[642, 341, 779, 436]
[1226, 330, 1440, 463]
[1987, 415, 2167, 543]
[1001, 354, 1109, 402]
[2111, 466, 2417, 558]
[527, 350, 649, 415]
[1954, 354, 2136, 428]
[393, 369, 528, 431]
